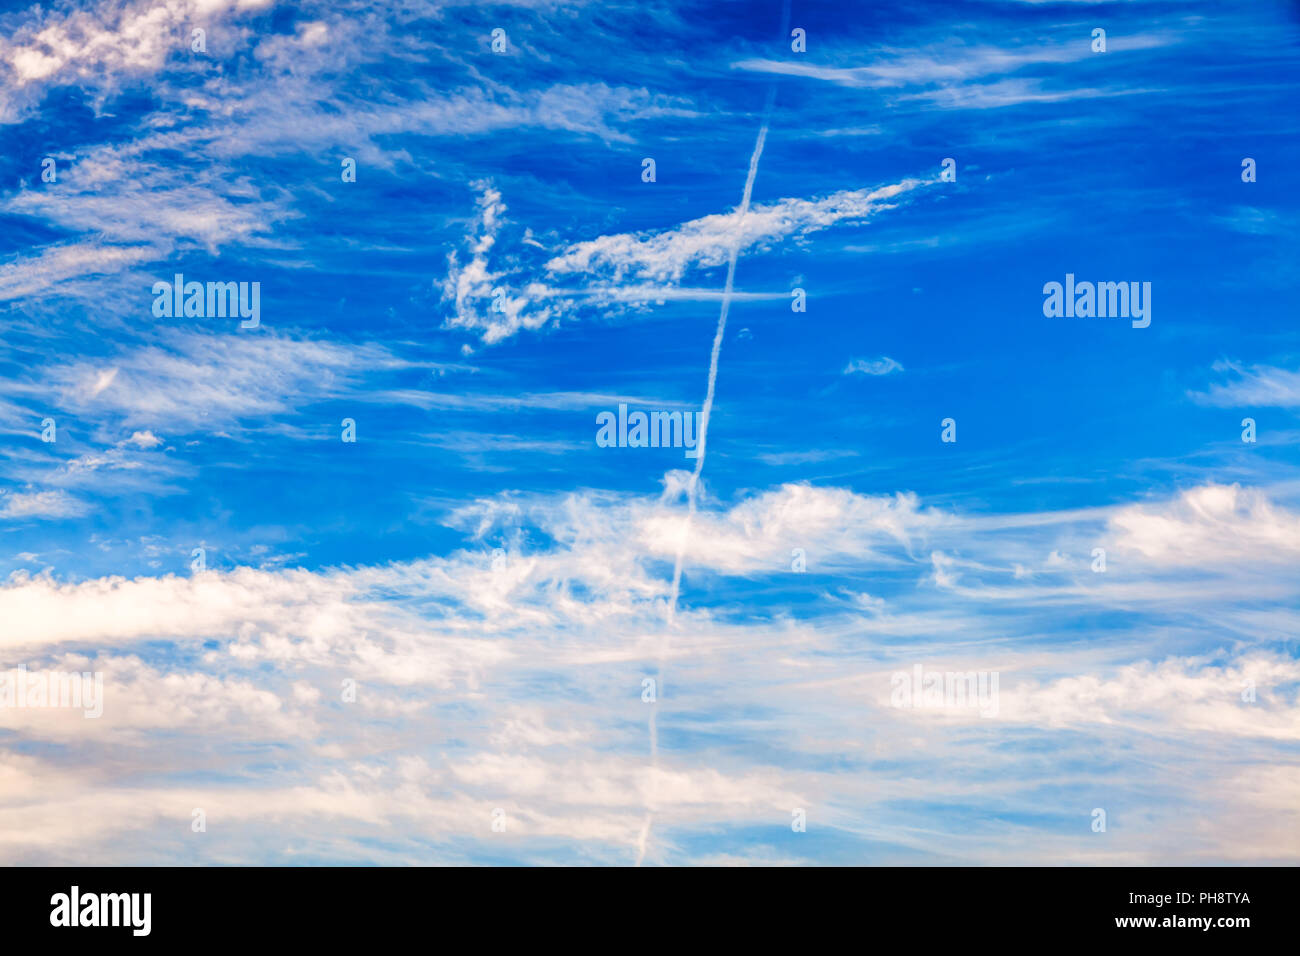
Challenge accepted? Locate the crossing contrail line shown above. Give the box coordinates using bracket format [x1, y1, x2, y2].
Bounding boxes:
[635, 83, 778, 867]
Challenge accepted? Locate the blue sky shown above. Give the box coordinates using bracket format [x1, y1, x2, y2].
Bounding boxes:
[0, 0, 1298, 865]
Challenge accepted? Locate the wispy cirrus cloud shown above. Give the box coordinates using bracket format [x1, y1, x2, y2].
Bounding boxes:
[1191, 360, 1300, 408]
[0, 490, 90, 520]
[0, 243, 160, 303]
[546, 180, 931, 282]
[732, 31, 1175, 108]
[844, 356, 903, 376]
[441, 178, 933, 343]
[0, 3, 694, 307]
[29, 331, 398, 432]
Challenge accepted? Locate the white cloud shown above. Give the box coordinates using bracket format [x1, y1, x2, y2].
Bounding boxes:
[0, 490, 90, 520]
[844, 356, 903, 376]
[42, 331, 393, 431]
[0, 477, 1297, 863]
[0, 653, 313, 742]
[437, 178, 930, 344]
[546, 179, 929, 283]
[4, 147, 288, 253]
[1191, 360, 1300, 408]
[441, 183, 561, 345]
[0, 243, 158, 302]
[1110, 483, 1300, 566]
[2, 1, 252, 88]
[639, 483, 942, 573]
[731, 32, 1174, 105]
[123, 430, 163, 449]
[995, 654, 1300, 740]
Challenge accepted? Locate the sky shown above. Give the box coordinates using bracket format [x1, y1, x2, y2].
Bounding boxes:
[0, 0, 1297, 866]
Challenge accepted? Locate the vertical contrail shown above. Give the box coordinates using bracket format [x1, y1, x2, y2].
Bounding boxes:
[635, 80, 780, 867]
[668, 92, 773, 623]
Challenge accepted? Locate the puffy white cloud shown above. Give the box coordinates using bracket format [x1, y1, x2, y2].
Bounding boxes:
[1110, 483, 1300, 566]
[640, 483, 943, 573]
[1000, 654, 1300, 739]
[870, 654, 1300, 741]
[123, 430, 163, 449]
[0, 653, 314, 741]
[0, 476, 1296, 863]
[1, 0, 270, 90]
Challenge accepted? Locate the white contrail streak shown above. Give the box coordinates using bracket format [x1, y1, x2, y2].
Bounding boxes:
[668, 97, 772, 622]
[635, 87, 777, 868]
